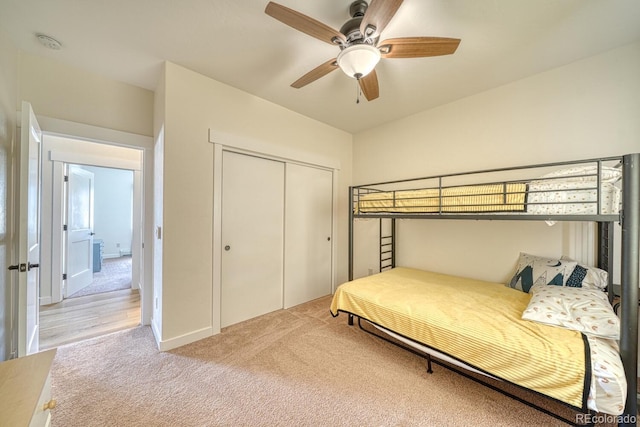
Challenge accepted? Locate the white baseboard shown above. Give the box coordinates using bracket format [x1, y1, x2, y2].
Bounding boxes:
[103, 253, 121, 259]
[151, 318, 162, 348]
[103, 251, 132, 259]
[152, 322, 214, 352]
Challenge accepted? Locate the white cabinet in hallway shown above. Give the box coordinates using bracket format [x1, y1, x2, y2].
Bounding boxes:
[0, 349, 57, 427]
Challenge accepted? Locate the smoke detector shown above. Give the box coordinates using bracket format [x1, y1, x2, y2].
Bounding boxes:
[36, 34, 62, 50]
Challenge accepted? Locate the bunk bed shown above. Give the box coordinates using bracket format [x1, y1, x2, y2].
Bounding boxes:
[331, 153, 639, 425]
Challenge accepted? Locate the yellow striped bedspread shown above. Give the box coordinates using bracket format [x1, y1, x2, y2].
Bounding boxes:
[330, 267, 588, 409]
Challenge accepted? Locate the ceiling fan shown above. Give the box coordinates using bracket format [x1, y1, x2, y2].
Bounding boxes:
[265, 0, 461, 102]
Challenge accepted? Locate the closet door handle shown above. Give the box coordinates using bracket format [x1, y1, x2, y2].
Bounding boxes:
[224, 245, 231, 251]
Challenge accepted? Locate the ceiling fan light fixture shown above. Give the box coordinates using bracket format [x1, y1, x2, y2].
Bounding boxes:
[336, 44, 381, 79]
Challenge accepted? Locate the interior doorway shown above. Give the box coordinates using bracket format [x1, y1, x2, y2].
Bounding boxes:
[64, 164, 134, 299]
[37, 133, 145, 349]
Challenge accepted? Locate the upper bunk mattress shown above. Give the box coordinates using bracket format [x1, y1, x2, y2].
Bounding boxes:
[330, 267, 590, 410]
[356, 183, 527, 213]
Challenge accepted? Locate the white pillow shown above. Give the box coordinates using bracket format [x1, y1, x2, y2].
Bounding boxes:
[508, 252, 578, 293]
[539, 165, 621, 184]
[522, 284, 619, 340]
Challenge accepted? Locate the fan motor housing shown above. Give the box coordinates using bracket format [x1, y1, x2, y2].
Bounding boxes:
[340, 0, 378, 47]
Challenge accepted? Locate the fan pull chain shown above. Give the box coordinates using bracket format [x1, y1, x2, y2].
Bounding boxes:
[356, 79, 361, 104]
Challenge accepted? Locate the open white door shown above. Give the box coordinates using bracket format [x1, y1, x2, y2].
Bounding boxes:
[64, 165, 95, 297]
[14, 102, 42, 356]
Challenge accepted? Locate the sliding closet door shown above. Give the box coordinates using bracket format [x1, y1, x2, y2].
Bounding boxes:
[221, 151, 285, 328]
[284, 164, 333, 308]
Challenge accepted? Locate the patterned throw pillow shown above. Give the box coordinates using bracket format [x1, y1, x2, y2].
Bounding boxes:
[562, 256, 609, 291]
[508, 252, 578, 293]
[565, 264, 588, 287]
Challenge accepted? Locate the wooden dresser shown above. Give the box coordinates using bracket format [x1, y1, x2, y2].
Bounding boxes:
[0, 349, 57, 427]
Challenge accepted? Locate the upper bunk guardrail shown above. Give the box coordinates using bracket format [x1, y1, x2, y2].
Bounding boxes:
[351, 155, 624, 222]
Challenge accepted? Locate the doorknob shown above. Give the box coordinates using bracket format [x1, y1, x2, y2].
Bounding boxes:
[224, 245, 231, 251]
[28, 262, 39, 271]
[8, 263, 27, 272]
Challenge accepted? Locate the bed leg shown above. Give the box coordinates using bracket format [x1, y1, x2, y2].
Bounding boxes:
[348, 314, 354, 326]
[426, 355, 433, 374]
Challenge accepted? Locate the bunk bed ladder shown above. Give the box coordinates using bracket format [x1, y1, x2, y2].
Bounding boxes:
[349, 186, 354, 281]
[597, 222, 615, 304]
[379, 218, 396, 272]
[349, 187, 397, 279]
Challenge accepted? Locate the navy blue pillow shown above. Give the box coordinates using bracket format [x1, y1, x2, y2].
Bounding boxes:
[565, 265, 588, 288]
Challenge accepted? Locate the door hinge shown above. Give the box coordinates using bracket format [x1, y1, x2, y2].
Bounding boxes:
[63, 224, 68, 231]
[64, 175, 69, 182]
[62, 273, 67, 280]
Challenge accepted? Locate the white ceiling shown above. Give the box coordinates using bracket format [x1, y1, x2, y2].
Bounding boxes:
[1, 0, 639, 134]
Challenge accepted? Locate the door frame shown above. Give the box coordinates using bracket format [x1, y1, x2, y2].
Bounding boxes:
[210, 129, 340, 335]
[34, 115, 153, 326]
[51, 155, 141, 302]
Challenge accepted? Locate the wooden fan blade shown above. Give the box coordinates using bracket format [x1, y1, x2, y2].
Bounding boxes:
[379, 37, 461, 58]
[360, 0, 404, 37]
[265, 2, 346, 45]
[291, 58, 339, 88]
[359, 70, 379, 101]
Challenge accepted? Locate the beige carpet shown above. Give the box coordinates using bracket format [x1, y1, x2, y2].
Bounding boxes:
[51, 296, 595, 426]
[68, 257, 132, 298]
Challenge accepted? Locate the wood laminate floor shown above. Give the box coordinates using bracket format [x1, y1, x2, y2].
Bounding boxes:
[39, 289, 141, 350]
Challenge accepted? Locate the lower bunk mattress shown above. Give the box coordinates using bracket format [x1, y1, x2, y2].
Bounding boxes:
[329, 267, 625, 415]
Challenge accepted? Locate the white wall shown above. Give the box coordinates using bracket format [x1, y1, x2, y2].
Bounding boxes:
[81, 166, 133, 258]
[352, 41, 640, 283]
[18, 53, 154, 137]
[0, 29, 18, 361]
[154, 62, 352, 349]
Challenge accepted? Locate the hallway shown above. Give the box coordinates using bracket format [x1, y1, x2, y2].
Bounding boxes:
[40, 256, 140, 349]
[39, 288, 140, 349]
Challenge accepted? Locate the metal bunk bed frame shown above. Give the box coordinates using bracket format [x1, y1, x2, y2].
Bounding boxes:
[346, 153, 639, 425]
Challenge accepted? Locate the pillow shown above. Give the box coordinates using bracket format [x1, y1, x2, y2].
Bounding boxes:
[522, 284, 619, 340]
[539, 165, 622, 184]
[562, 256, 609, 291]
[508, 252, 578, 293]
